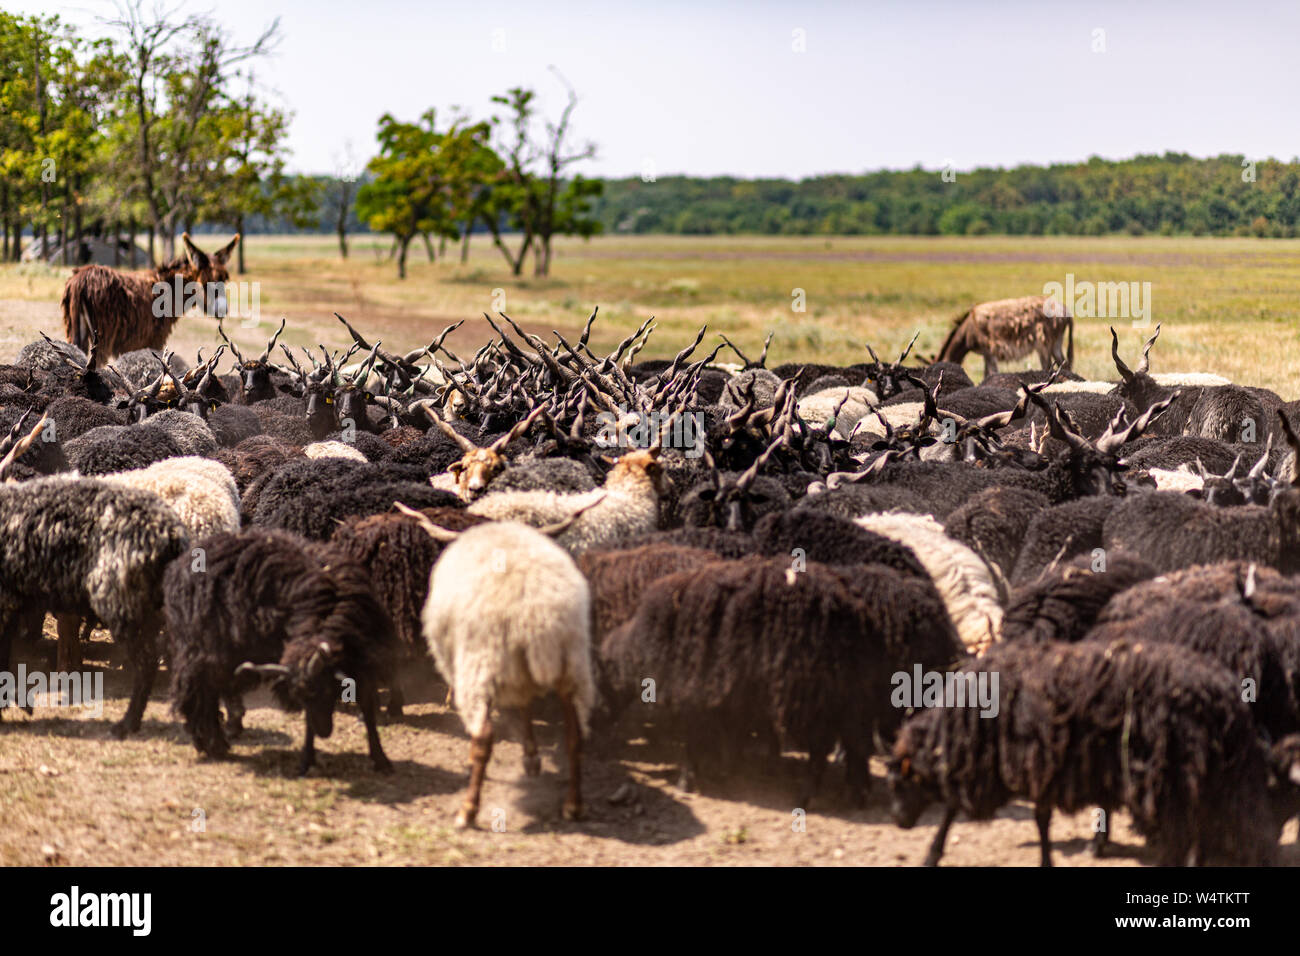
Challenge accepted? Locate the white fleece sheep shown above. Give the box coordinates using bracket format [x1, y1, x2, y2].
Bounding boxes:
[797, 386, 877, 438]
[56, 456, 239, 541]
[466, 448, 664, 555]
[304, 440, 368, 463]
[854, 511, 1003, 653]
[1151, 371, 1231, 387]
[1043, 381, 1117, 395]
[421, 520, 594, 826]
[1145, 465, 1204, 494]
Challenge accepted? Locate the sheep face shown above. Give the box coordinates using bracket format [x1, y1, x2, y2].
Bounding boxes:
[238, 362, 275, 404]
[269, 638, 344, 738]
[303, 383, 339, 439]
[334, 384, 372, 432]
[450, 447, 507, 497]
[885, 748, 932, 829]
[605, 448, 670, 498]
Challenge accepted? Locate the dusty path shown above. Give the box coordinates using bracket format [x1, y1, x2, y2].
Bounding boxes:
[3, 631, 1296, 866]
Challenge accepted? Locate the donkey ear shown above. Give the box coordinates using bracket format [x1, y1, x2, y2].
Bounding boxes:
[213, 234, 240, 265]
[181, 233, 208, 268]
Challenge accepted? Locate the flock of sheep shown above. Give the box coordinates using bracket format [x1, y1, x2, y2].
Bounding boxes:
[3, 305, 1300, 865]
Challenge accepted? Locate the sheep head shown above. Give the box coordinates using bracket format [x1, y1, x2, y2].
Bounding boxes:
[1026, 386, 1175, 496]
[603, 446, 671, 498]
[1109, 325, 1169, 412]
[435, 405, 546, 499]
[884, 732, 934, 831]
[220, 317, 285, 403]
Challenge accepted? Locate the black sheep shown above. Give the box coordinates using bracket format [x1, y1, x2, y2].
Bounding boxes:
[165, 529, 398, 774]
[943, 486, 1050, 584]
[887, 638, 1280, 866]
[1001, 552, 1156, 644]
[601, 556, 964, 806]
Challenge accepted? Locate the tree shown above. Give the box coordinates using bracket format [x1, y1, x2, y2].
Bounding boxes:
[482, 77, 603, 278]
[530, 69, 602, 276]
[356, 110, 493, 279]
[204, 73, 318, 273]
[105, 0, 280, 263]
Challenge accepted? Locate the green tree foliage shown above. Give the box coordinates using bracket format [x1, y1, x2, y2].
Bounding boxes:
[356, 110, 494, 278]
[590, 154, 1300, 237]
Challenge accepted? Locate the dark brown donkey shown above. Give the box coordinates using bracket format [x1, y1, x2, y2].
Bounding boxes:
[60, 233, 239, 360]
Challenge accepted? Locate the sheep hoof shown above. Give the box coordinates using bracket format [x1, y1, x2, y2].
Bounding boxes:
[562, 800, 584, 821]
[523, 754, 542, 777]
[109, 722, 129, 740]
[454, 809, 477, 829]
[373, 755, 394, 774]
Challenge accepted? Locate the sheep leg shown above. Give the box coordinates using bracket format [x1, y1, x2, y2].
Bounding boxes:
[1091, 807, 1110, 858]
[55, 613, 83, 673]
[456, 718, 494, 829]
[0, 614, 26, 718]
[113, 622, 160, 738]
[923, 805, 957, 866]
[296, 721, 317, 776]
[386, 678, 405, 720]
[983, 354, 998, 377]
[843, 746, 871, 808]
[359, 680, 393, 773]
[520, 702, 541, 777]
[1034, 802, 1054, 867]
[797, 744, 830, 812]
[560, 691, 584, 821]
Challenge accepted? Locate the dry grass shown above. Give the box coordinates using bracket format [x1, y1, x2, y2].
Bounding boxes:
[4, 234, 1300, 393]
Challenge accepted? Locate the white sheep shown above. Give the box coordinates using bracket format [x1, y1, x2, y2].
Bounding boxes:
[304, 440, 368, 463]
[797, 385, 877, 438]
[412, 517, 595, 828]
[1145, 465, 1204, 494]
[854, 511, 1003, 654]
[1151, 371, 1232, 387]
[1043, 381, 1116, 395]
[465, 447, 668, 555]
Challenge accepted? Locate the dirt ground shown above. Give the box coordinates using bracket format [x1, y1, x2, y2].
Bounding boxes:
[3, 627, 1297, 867]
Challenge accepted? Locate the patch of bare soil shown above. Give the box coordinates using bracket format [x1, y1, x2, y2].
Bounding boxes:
[4, 628, 1295, 866]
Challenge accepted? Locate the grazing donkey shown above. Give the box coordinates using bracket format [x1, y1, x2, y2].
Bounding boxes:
[60, 233, 239, 360]
[937, 294, 1073, 377]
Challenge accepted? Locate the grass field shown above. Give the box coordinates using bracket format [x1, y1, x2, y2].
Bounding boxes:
[3, 233, 1300, 392]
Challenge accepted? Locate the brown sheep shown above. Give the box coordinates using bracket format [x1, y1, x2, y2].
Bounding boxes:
[60, 233, 239, 359]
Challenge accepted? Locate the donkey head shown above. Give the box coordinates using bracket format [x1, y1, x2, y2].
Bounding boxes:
[180, 233, 240, 318]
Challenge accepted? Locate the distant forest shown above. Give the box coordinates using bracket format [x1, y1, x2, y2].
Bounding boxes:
[244, 153, 1300, 239]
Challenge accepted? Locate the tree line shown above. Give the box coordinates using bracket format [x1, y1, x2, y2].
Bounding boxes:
[5, 4, 1298, 284]
[588, 154, 1300, 238]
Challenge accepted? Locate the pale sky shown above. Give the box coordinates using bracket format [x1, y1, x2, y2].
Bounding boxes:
[19, 0, 1300, 178]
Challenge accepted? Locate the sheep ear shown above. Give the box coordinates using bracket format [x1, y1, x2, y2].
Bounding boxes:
[1289, 762, 1300, 786]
